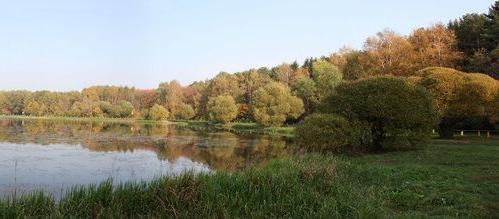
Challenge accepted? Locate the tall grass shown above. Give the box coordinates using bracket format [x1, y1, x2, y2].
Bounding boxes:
[0, 155, 383, 218]
[1, 138, 498, 217]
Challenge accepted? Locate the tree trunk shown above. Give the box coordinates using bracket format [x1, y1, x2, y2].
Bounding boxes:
[437, 120, 454, 139]
[371, 123, 385, 152]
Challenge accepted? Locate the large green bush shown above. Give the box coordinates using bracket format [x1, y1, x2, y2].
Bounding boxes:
[320, 76, 435, 151]
[149, 104, 169, 121]
[252, 82, 304, 127]
[207, 95, 238, 123]
[416, 67, 499, 138]
[296, 113, 371, 152]
[175, 103, 195, 120]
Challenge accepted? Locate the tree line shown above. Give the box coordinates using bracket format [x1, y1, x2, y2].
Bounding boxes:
[0, 1, 498, 135]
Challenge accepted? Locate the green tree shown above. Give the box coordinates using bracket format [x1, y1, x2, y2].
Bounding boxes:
[97, 101, 113, 117]
[448, 2, 499, 78]
[311, 60, 342, 99]
[483, 1, 499, 51]
[320, 76, 435, 151]
[200, 72, 241, 118]
[342, 51, 367, 80]
[149, 104, 169, 121]
[207, 95, 238, 123]
[238, 69, 271, 104]
[252, 82, 304, 126]
[291, 77, 318, 115]
[296, 113, 371, 152]
[448, 13, 488, 56]
[114, 101, 134, 118]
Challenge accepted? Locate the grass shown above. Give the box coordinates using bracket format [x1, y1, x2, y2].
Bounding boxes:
[1, 137, 498, 217]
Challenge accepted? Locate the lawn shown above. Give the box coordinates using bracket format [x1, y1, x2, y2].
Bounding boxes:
[1, 137, 498, 218]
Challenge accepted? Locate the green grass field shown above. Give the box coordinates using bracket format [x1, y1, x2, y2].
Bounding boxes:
[1, 137, 498, 218]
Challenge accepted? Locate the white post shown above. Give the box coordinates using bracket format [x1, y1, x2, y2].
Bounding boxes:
[460, 130, 464, 136]
[478, 131, 481, 137]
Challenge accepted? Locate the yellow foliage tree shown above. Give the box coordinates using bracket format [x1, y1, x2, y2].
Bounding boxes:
[417, 67, 499, 138]
[409, 23, 463, 70]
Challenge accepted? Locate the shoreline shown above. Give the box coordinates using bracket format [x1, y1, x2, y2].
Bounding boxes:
[1, 137, 497, 217]
[0, 115, 295, 137]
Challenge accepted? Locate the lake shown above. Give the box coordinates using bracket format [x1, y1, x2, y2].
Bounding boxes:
[0, 118, 291, 198]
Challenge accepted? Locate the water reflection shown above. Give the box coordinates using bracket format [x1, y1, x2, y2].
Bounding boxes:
[0, 118, 291, 196]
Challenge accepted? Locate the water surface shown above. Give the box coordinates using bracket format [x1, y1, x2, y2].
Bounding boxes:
[0, 118, 290, 197]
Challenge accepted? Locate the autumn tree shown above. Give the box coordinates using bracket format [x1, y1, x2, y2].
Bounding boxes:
[134, 89, 158, 113]
[175, 103, 195, 120]
[272, 63, 294, 86]
[158, 80, 185, 117]
[362, 29, 416, 76]
[409, 23, 463, 70]
[252, 82, 304, 126]
[149, 104, 169, 121]
[204, 72, 241, 99]
[329, 47, 354, 71]
[238, 69, 271, 104]
[417, 67, 499, 138]
[207, 95, 238, 123]
[24, 100, 44, 116]
[183, 81, 206, 114]
[70, 101, 85, 117]
[114, 101, 134, 118]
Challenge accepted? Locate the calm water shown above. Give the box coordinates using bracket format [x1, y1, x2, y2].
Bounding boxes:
[0, 118, 291, 197]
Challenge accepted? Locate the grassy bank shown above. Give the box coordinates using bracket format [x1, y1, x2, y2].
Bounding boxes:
[0, 115, 295, 137]
[1, 137, 498, 217]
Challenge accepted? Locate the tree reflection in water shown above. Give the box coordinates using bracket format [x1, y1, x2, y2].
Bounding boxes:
[0, 118, 292, 171]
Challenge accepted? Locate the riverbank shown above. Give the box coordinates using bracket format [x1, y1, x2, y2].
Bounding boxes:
[0, 115, 296, 137]
[175, 120, 295, 137]
[1, 137, 498, 217]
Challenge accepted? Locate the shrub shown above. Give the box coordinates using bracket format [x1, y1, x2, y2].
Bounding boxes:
[175, 104, 195, 120]
[296, 113, 371, 152]
[252, 82, 304, 127]
[207, 95, 238, 123]
[149, 104, 169, 121]
[114, 101, 134, 118]
[320, 76, 435, 151]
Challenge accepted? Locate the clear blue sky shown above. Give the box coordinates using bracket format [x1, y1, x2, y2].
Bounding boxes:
[0, 0, 493, 91]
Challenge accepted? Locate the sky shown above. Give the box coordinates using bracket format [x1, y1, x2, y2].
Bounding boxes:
[0, 0, 493, 91]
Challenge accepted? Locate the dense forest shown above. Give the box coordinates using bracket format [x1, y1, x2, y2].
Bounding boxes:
[1, 1, 498, 132]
